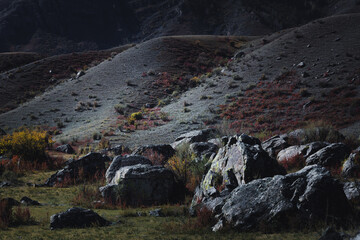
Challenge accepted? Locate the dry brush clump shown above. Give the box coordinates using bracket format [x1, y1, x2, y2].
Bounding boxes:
[166, 144, 208, 194]
[0, 200, 34, 229]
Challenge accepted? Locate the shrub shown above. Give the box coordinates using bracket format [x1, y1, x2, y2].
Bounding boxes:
[303, 121, 344, 144]
[128, 112, 143, 125]
[0, 201, 34, 229]
[0, 128, 53, 163]
[166, 144, 192, 186]
[166, 144, 208, 193]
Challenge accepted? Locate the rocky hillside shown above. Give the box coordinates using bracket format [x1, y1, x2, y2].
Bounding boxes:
[0, 0, 359, 54]
[0, 13, 359, 147]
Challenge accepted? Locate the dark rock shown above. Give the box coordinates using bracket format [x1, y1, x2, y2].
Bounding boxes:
[343, 181, 360, 203]
[342, 152, 360, 178]
[190, 142, 219, 162]
[306, 143, 351, 167]
[20, 196, 41, 206]
[0, 181, 12, 187]
[56, 144, 75, 154]
[149, 208, 164, 217]
[0, 198, 20, 208]
[132, 144, 175, 165]
[0, 128, 6, 136]
[211, 165, 352, 231]
[304, 141, 330, 158]
[192, 134, 286, 211]
[50, 207, 111, 230]
[111, 145, 130, 156]
[302, 72, 310, 78]
[105, 155, 152, 183]
[262, 135, 289, 159]
[45, 152, 109, 186]
[318, 227, 349, 240]
[101, 164, 183, 206]
[172, 129, 217, 149]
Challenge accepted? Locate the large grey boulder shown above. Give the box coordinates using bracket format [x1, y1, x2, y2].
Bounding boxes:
[50, 207, 111, 230]
[45, 152, 110, 186]
[342, 152, 360, 178]
[172, 129, 216, 149]
[56, 144, 75, 154]
[211, 165, 352, 231]
[306, 143, 351, 167]
[131, 144, 175, 165]
[105, 155, 152, 183]
[101, 164, 183, 206]
[192, 134, 286, 210]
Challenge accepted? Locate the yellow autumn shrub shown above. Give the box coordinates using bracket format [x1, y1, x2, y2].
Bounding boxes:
[127, 112, 143, 125]
[0, 128, 54, 163]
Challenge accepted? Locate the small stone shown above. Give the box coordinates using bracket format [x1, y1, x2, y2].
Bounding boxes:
[297, 62, 305, 68]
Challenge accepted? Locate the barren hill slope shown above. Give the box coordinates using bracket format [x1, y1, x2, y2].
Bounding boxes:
[1, 13, 359, 147]
[0, 35, 248, 144]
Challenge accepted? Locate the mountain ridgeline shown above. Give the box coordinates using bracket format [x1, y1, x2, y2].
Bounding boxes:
[0, 0, 359, 54]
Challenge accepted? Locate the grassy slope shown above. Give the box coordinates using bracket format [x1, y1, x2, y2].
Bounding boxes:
[0, 172, 320, 240]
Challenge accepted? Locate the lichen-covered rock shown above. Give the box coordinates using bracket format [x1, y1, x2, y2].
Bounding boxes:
[342, 152, 360, 178]
[56, 144, 75, 154]
[50, 207, 111, 230]
[45, 152, 110, 186]
[211, 165, 352, 231]
[131, 144, 175, 165]
[306, 143, 351, 167]
[192, 134, 286, 212]
[105, 155, 152, 183]
[101, 164, 183, 206]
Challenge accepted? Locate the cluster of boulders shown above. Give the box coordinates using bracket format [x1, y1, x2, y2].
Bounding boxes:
[187, 129, 359, 231]
[37, 128, 360, 231]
